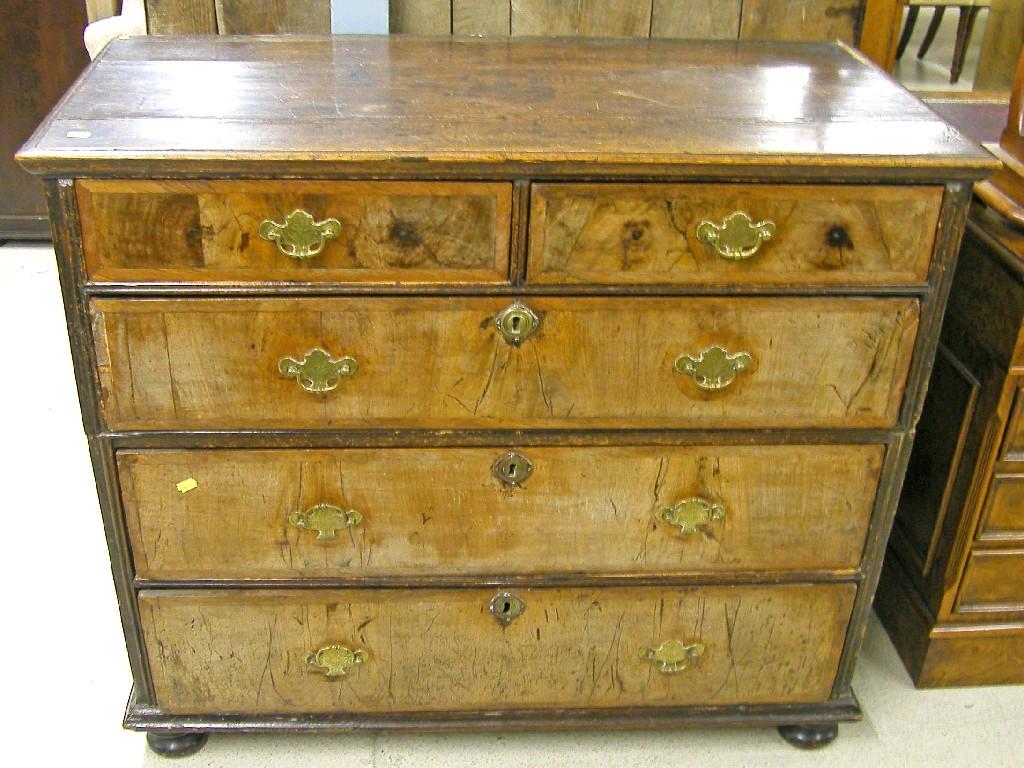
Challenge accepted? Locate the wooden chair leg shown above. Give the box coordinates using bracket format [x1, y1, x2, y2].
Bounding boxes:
[950, 6, 981, 84]
[896, 6, 921, 60]
[917, 6, 946, 59]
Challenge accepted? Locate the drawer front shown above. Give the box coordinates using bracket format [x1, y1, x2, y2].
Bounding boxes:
[978, 471, 1024, 542]
[91, 296, 919, 430]
[77, 180, 512, 283]
[958, 550, 1024, 613]
[1002, 387, 1024, 460]
[121, 445, 882, 580]
[528, 183, 941, 286]
[139, 584, 855, 714]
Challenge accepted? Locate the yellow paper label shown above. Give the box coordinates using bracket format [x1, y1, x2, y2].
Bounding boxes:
[175, 477, 198, 494]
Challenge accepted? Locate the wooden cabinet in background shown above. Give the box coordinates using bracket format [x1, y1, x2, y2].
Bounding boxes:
[877, 204, 1024, 686]
[0, 0, 89, 239]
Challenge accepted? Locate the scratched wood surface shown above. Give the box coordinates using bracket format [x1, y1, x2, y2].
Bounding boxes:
[17, 37, 994, 179]
[120, 444, 882, 580]
[529, 183, 941, 286]
[77, 180, 511, 283]
[90, 296, 919, 431]
[139, 584, 856, 713]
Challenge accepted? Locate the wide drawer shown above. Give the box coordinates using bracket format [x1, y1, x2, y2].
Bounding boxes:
[957, 550, 1024, 613]
[77, 180, 512, 284]
[138, 584, 855, 714]
[528, 183, 941, 286]
[120, 444, 882, 580]
[91, 296, 919, 430]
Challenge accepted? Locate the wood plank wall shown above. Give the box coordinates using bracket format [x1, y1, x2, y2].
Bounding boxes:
[142, 0, 864, 43]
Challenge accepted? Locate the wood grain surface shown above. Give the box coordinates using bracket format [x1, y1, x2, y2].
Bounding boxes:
[958, 550, 1024, 612]
[120, 444, 883, 580]
[90, 296, 920, 431]
[16, 37, 994, 179]
[977, 469, 1024, 540]
[77, 180, 511, 283]
[529, 183, 941, 286]
[139, 584, 856, 713]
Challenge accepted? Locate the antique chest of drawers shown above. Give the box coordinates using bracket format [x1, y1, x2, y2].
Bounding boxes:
[18, 36, 993, 756]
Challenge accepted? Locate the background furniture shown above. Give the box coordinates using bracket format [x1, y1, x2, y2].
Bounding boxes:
[876, 51, 1024, 688]
[17, 36, 991, 755]
[896, 1, 990, 83]
[0, 0, 89, 239]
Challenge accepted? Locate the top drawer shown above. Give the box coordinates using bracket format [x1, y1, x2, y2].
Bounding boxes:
[528, 183, 942, 287]
[77, 180, 512, 284]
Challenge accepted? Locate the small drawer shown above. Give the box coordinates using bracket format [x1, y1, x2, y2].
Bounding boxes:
[138, 583, 855, 714]
[957, 550, 1024, 613]
[1002, 387, 1024, 459]
[90, 296, 919, 431]
[77, 180, 512, 284]
[120, 444, 882, 580]
[978, 471, 1024, 542]
[528, 183, 941, 286]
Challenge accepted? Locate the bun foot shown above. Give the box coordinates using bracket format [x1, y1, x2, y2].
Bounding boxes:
[146, 731, 209, 758]
[778, 722, 839, 749]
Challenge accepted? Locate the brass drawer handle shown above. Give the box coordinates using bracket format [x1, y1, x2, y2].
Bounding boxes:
[258, 209, 341, 260]
[641, 639, 706, 674]
[674, 345, 753, 391]
[279, 348, 357, 393]
[657, 498, 725, 536]
[492, 451, 533, 487]
[289, 503, 363, 540]
[489, 591, 526, 626]
[306, 643, 367, 677]
[495, 301, 540, 346]
[696, 211, 775, 260]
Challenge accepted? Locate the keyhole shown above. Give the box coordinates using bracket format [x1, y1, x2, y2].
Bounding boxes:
[507, 462, 518, 477]
[501, 601, 512, 614]
[511, 315, 521, 332]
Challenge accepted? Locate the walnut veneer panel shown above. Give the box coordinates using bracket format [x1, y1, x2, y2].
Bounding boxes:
[77, 180, 512, 284]
[17, 37, 994, 177]
[529, 183, 941, 286]
[91, 297, 919, 431]
[121, 444, 882, 580]
[138, 584, 856, 714]
[978, 470, 1024, 541]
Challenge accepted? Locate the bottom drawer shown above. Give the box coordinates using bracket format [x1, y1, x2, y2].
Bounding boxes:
[139, 584, 855, 714]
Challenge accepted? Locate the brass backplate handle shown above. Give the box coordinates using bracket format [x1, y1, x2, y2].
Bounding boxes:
[674, 345, 753, 391]
[641, 639, 706, 674]
[489, 591, 526, 626]
[492, 451, 534, 487]
[289, 503, 363, 540]
[657, 498, 725, 536]
[495, 301, 540, 346]
[696, 211, 776, 260]
[258, 209, 342, 260]
[306, 643, 367, 677]
[279, 348, 357, 393]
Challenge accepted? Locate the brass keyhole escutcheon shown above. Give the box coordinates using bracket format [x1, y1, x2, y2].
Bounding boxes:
[489, 591, 526, 626]
[495, 301, 540, 346]
[492, 451, 533, 488]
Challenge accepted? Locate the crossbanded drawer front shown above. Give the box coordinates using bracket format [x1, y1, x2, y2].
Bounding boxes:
[91, 296, 919, 430]
[77, 180, 512, 284]
[138, 584, 855, 714]
[528, 183, 941, 286]
[120, 444, 882, 580]
[957, 550, 1024, 613]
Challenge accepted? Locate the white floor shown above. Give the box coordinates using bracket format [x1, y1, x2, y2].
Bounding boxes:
[893, 6, 986, 92]
[1, 241, 1022, 767]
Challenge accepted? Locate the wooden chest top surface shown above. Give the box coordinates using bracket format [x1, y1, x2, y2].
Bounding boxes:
[18, 35, 994, 178]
